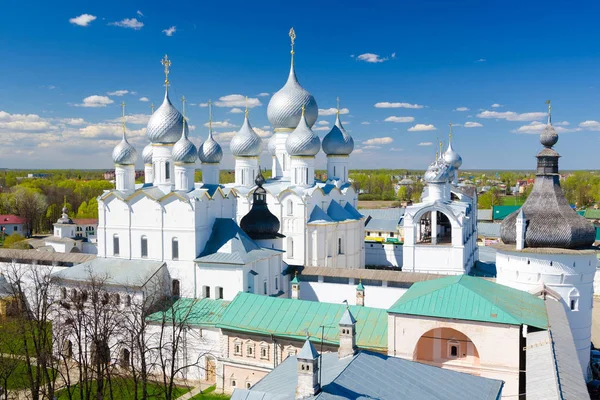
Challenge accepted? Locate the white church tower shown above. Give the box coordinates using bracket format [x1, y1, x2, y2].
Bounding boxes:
[111, 101, 137, 193]
[171, 97, 198, 192]
[231, 106, 262, 188]
[286, 106, 320, 187]
[495, 101, 597, 378]
[322, 99, 354, 184]
[198, 101, 223, 185]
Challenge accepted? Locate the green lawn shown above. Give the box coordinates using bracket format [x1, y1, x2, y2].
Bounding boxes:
[499, 195, 525, 206]
[189, 385, 230, 399]
[0, 318, 52, 356]
[56, 378, 191, 399]
[0, 358, 54, 390]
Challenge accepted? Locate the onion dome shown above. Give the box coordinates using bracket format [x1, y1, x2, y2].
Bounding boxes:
[501, 102, 595, 249]
[112, 131, 137, 165]
[268, 135, 277, 156]
[322, 111, 354, 156]
[286, 108, 320, 157]
[146, 86, 185, 145]
[56, 205, 73, 224]
[267, 29, 318, 131]
[240, 171, 284, 240]
[142, 143, 153, 165]
[198, 130, 223, 164]
[172, 119, 197, 163]
[443, 141, 462, 169]
[423, 157, 450, 184]
[230, 111, 262, 157]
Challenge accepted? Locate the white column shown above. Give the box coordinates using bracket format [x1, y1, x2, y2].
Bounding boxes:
[273, 132, 291, 179]
[431, 211, 438, 245]
[327, 155, 349, 183]
[202, 163, 220, 185]
[152, 144, 175, 186]
[115, 165, 135, 192]
[144, 163, 153, 184]
[290, 157, 315, 187]
[235, 157, 259, 187]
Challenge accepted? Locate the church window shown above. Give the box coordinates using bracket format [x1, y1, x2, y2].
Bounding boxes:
[120, 348, 131, 369]
[450, 345, 458, 357]
[125, 295, 131, 307]
[275, 276, 279, 291]
[288, 200, 293, 216]
[246, 382, 252, 389]
[234, 340, 242, 355]
[165, 162, 170, 180]
[367, 232, 370, 236]
[334, 166, 336, 177]
[260, 345, 269, 360]
[448, 341, 460, 358]
[141, 236, 148, 258]
[306, 169, 309, 183]
[112, 293, 120, 306]
[263, 280, 267, 295]
[203, 285, 210, 299]
[113, 234, 120, 256]
[247, 343, 255, 357]
[338, 238, 343, 255]
[231, 380, 237, 388]
[288, 238, 294, 258]
[569, 288, 580, 311]
[172, 238, 179, 260]
[216, 286, 223, 299]
[172, 280, 181, 298]
[390, 232, 394, 238]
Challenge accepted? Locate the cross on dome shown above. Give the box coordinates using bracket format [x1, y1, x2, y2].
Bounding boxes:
[161, 54, 171, 87]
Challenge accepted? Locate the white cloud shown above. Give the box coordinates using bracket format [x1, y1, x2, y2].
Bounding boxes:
[76, 95, 114, 108]
[139, 97, 149, 102]
[418, 142, 433, 146]
[464, 121, 483, 128]
[257, 92, 270, 97]
[214, 94, 261, 108]
[204, 120, 236, 128]
[384, 116, 414, 123]
[107, 90, 129, 96]
[199, 103, 209, 108]
[454, 107, 469, 112]
[514, 121, 577, 134]
[390, 148, 403, 152]
[162, 26, 176, 37]
[69, 14, 97, 27]
[361, 121, 370, 125]
[229, 108, 243, 114]
[363, 137, 393, 145]
[579, 120, 600, 131]
[213, 131, 236, 142]
[110, 18, 144, 30]
[137, 10, 144, 17]
[314, 126, 330, 131]
[0, 111, 53, 131]
[555, 121, 569, 126]
[491, 103, 502, 108]
[317, 121, 329, 126]
[254, 127, 272, 138]
[110, 114, 150, 125]
[59, 118, 86, 126]
[356, 53, 388, 63]
[476, 110, 546, 122]
[353, 149, 364, 154]
[476, 58, 486, 62]
[408, 124, 436, 132]
[363, 145, 381, 150]
[391, 52, 396, 59]
[319, 108, 349, 116]
[374, 102, 424, 109]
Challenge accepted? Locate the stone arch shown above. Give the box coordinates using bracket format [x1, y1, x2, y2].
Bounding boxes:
[413, 327, 480, 368]
[411, 205, 460, 245]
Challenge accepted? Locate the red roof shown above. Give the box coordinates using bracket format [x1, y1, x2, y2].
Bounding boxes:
[0, 215, 28, 225]
[73, 218, 98, 226]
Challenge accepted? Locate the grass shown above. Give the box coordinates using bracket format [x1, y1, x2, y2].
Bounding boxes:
[357, 200, 396, 209]
[56, 377, 191, 400]
[498, 195, 525, 206]
[0, 358, 55, 390]
[189, 385, 230, 399]
[0, 318, 52, 356]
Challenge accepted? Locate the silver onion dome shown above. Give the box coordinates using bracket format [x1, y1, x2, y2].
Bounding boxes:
[142, 143, 153, 165]
[112, 131, 137, 165]
[267, 135, 277, 156]
[230, 112, 262, 157]
[322, 113, 354, 156]
[424, 158, 450, 184]
[540, 123, 558, 148]
[146, 90, 184, 144]
[172, 120, 197, 163]
[267, 62, 318, 131]
[198, 130, 223, 163]
[443, 141, 462, 169]
[286, 110, 320, 157]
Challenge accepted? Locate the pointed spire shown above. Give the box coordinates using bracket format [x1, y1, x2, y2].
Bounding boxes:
[546, 99, 552, 125]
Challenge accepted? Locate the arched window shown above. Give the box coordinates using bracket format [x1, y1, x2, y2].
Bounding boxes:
[569, 288, 580, 311]
[125, 295, 132, 307]
[113, 234, 120, 256]
[333, 166, 336, 177]
[120, 348, 131, 369]
[172, 238, 179, 260]
[61, 287, 67, 300]
[287, 237, 294, 258]
[141, 236, 148, 258]
[173, 280, 181, 298]
[165, 162, 170, 180]
[288, 200, 293, 216]
[338, 238, 343, 255]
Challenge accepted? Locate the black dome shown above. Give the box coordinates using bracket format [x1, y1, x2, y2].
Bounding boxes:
[240, 171, 283, 240]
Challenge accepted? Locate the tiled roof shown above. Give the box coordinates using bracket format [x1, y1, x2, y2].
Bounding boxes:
[72, 218, 98, 225]
[0, 215, 27, 225]
[389, 275, 548, 329]
[217, 292, 388, 350]
[307, 205, 333, 223]
[477, 222, 501, 238]
[233, 351, 503, 400]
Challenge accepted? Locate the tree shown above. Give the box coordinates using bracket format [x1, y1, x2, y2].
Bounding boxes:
[478, 188, 501, 209]
[3, 233, 26, 249]
[397, 186, 408, 200]
[11, 186, 48, 235]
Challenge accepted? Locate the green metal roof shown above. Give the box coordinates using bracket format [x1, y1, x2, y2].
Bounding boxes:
[584, 209, 600, 219]
[217, 292, 388, 351]
[388, 275, 548, 329]
[577, 210, 586, 217]
[596, 227, 600, 241]
[146, 297, 230, 327]
[492, 205, 521, 221]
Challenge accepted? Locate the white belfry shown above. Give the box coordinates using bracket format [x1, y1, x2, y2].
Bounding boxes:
[112, 102, 137, 192]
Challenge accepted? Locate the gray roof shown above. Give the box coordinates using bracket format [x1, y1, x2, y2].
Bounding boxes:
[0, 248, 96, 265]
[526, 298, 590, 400]
[478, 209, 493, 221]
[234, 351, 503, 400]
[339, 308, 356, 325]
[359, 208, 404, 223]
[53, 258, 165, 288]
[365, 218, 398, 233]
[298, 339, 319, 360]
[196, 218, 282, 266]
[478, 222, 501, 238]
[299, 266, 443, 285]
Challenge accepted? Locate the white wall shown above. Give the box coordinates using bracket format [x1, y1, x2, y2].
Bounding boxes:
[299, 281, 407, 309]
[365, 242, 402, 268]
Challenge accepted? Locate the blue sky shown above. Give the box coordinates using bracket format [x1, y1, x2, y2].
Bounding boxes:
[1, 0, 600, 170]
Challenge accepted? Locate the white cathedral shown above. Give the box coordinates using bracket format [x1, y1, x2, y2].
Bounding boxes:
[96, 31, 364, 302]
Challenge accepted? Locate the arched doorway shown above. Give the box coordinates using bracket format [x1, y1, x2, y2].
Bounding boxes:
[417, 211, 453, 245]
[413, 327, 480, 369]
[205, 356, 216, 384]
[120, 348, 131, 369]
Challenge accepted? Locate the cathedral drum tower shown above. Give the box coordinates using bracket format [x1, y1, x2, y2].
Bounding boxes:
[495, 102, 597, 377]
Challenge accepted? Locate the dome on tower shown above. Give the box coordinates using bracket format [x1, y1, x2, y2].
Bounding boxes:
[540, 123, 559, 148]
[267, 29, 318, 131]
[423, 158, 450, 184]
[198, 131, 223, 163]
[146, 91, 185, 144]
[322, 112, 354, 156]
[443, 142, 462, 169]
[57, 205, 73, 224]
[230, 112, 262, 157]
[142, 143, 153, 165]
[172, 120, 197, 163]
[268, 135, 277, 156]
[240, 171, 283, 240]
[112, 132, 137, 165]
[286, 110, 320, 157]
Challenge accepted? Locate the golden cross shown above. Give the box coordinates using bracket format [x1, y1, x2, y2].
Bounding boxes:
[121, 101, 126, 132]
[181, 96, 186, 118]
[245, 96, 249, 117]
[301, 104, 305, 116]
[289, 27, 296, 65]
[545, 99, 551, 124]
[151, 103, 155, 114]
[439, 139, 443, 156]
[336, 97, 340, 115]
[449, 122, 453, 142]
[208, 100, 213, 133]
[161, 54, 171, 86]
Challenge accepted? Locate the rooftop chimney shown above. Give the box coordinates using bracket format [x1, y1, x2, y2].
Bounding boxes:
[296, 337, 320, 399]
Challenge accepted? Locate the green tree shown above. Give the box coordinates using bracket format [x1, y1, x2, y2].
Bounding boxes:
[478, 188, 501, 209]
[3, 233, 27, 249]
[397, 186, 408, 200]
